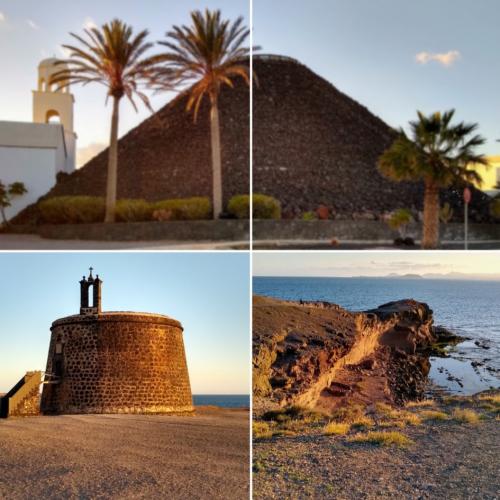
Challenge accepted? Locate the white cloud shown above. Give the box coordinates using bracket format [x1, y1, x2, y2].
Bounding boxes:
[0, 12, 5, 22]
[415, 50, 461, 67]
[27, 19, 39, 30]
[83, 16, 98, 30]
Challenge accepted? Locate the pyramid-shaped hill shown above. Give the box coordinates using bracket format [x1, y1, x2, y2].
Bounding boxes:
[16, 70, 249, 221]
[252, 55, 492, 221]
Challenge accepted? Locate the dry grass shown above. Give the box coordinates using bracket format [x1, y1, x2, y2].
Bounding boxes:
[419, 410, 449, 421]
[279, 419, 314, 433]
[348, 431, 414, 448]
[271, 429, 297, 437]
[406, 399, 436, 408]
[374, 402, 398, 418]
[351, 415, 375, 430]
[478, 394, 500, 405]
[324, 422, 351, 436]
[262, 406, 325, 425]
[452, 408, 481, 424]
[399, 411, 422, 426]
[330, 404, 366, 423]
[253, 421, 273, 439]
[374, 404, 421, 427]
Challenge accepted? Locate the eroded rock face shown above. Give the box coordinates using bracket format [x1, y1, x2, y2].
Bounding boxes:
[253, 295, 441, 412]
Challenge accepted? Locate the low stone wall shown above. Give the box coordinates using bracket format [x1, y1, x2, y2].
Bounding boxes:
[34, 220, 249, 241]
[253, 220, 500, 241]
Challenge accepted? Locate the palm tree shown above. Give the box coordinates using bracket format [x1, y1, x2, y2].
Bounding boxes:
[155, 9, 252, 218]
[378, 110, 487, 249]
[51, 19, 160, 222]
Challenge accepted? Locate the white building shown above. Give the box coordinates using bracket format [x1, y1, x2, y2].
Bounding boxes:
[0, 58, 76, 220]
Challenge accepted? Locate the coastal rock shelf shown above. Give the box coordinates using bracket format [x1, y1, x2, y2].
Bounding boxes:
[253, 295, 455, 412]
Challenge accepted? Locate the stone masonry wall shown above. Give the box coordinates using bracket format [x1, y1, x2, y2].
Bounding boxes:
[41, 313, 193, 415]
[9, 387, 40, 417]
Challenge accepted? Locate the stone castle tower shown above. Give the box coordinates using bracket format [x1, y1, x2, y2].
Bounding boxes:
[40, 269, 193, 415]
[32, 58, 76, 173]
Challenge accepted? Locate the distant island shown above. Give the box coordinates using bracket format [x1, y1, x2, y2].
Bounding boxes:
[387, 273, 423, 279]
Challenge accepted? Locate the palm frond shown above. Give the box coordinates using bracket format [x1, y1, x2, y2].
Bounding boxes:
[154, 9, 252, 118]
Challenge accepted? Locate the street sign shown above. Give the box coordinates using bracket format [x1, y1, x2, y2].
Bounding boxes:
[463, 187, 472, 204]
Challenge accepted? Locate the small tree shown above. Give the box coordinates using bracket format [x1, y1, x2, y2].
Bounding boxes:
[439, 202, 454, 224]
[0, 181, 27, 226]
[491, 197, 500, 219]
[387, 208, 413, 238]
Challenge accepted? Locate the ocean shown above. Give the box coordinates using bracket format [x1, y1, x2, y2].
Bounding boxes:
[254, 277, 500, 395]
[193, 394, 249, 408]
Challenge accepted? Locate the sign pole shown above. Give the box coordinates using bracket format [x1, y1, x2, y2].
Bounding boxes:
[464, 202, 468, 250]
[463, 187, 471, 250]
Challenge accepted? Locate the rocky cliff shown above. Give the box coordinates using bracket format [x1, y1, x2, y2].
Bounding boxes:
[253, 295, 451, 412]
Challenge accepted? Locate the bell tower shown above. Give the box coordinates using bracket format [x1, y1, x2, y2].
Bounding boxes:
[33, 58, 74, 132]
[32, 58, 77, 173]
[79, 268, 102, 315]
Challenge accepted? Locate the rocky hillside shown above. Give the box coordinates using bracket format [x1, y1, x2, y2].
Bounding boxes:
[13, 54, 494, 224]
[253, 55, 493, 222]
[253, 295, 456, 412]
[12, 66, 250, 224]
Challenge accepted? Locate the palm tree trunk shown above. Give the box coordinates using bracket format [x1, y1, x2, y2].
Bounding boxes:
[210, 97, 223, 219]
[0, 205, 8, 227]
[422, 180, 440, 249]
[105, 96, 120, 223]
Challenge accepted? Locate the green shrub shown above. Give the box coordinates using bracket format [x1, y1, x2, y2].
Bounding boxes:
[115, 199, 153, 222]
[387, 208, 413, 237]
[439, 202, 454, 223]
[490, 198, 500, 219]
[224, 195, 245, 220]
[302, 211, 317, 221]
[153, 197, 211, 221]
[227, 194, 281, 220]
[227, 195, 249, 219]
[254, 194, 281, 219]
[38, 196, 105, 224]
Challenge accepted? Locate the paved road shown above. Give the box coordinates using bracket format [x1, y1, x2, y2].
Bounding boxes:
[253, 239, 500, 250]
[0, 234, 249, 250]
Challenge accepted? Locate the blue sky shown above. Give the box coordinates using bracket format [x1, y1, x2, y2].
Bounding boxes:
[1, 1, 497, 162]
[254, 0, 500, 156]
[0, 252, 250, 394]
[253, 251, 500, 279]
[0, 0, 248, 165]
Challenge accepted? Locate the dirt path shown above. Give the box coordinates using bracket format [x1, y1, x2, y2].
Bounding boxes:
[0, 408, 249, 499]
[253, 396, 500, 499]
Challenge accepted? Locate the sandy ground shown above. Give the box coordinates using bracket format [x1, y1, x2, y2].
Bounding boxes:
[254, 412, 499, 499]
[0, 408, 249, 499]
[0, 234, 248, 250]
